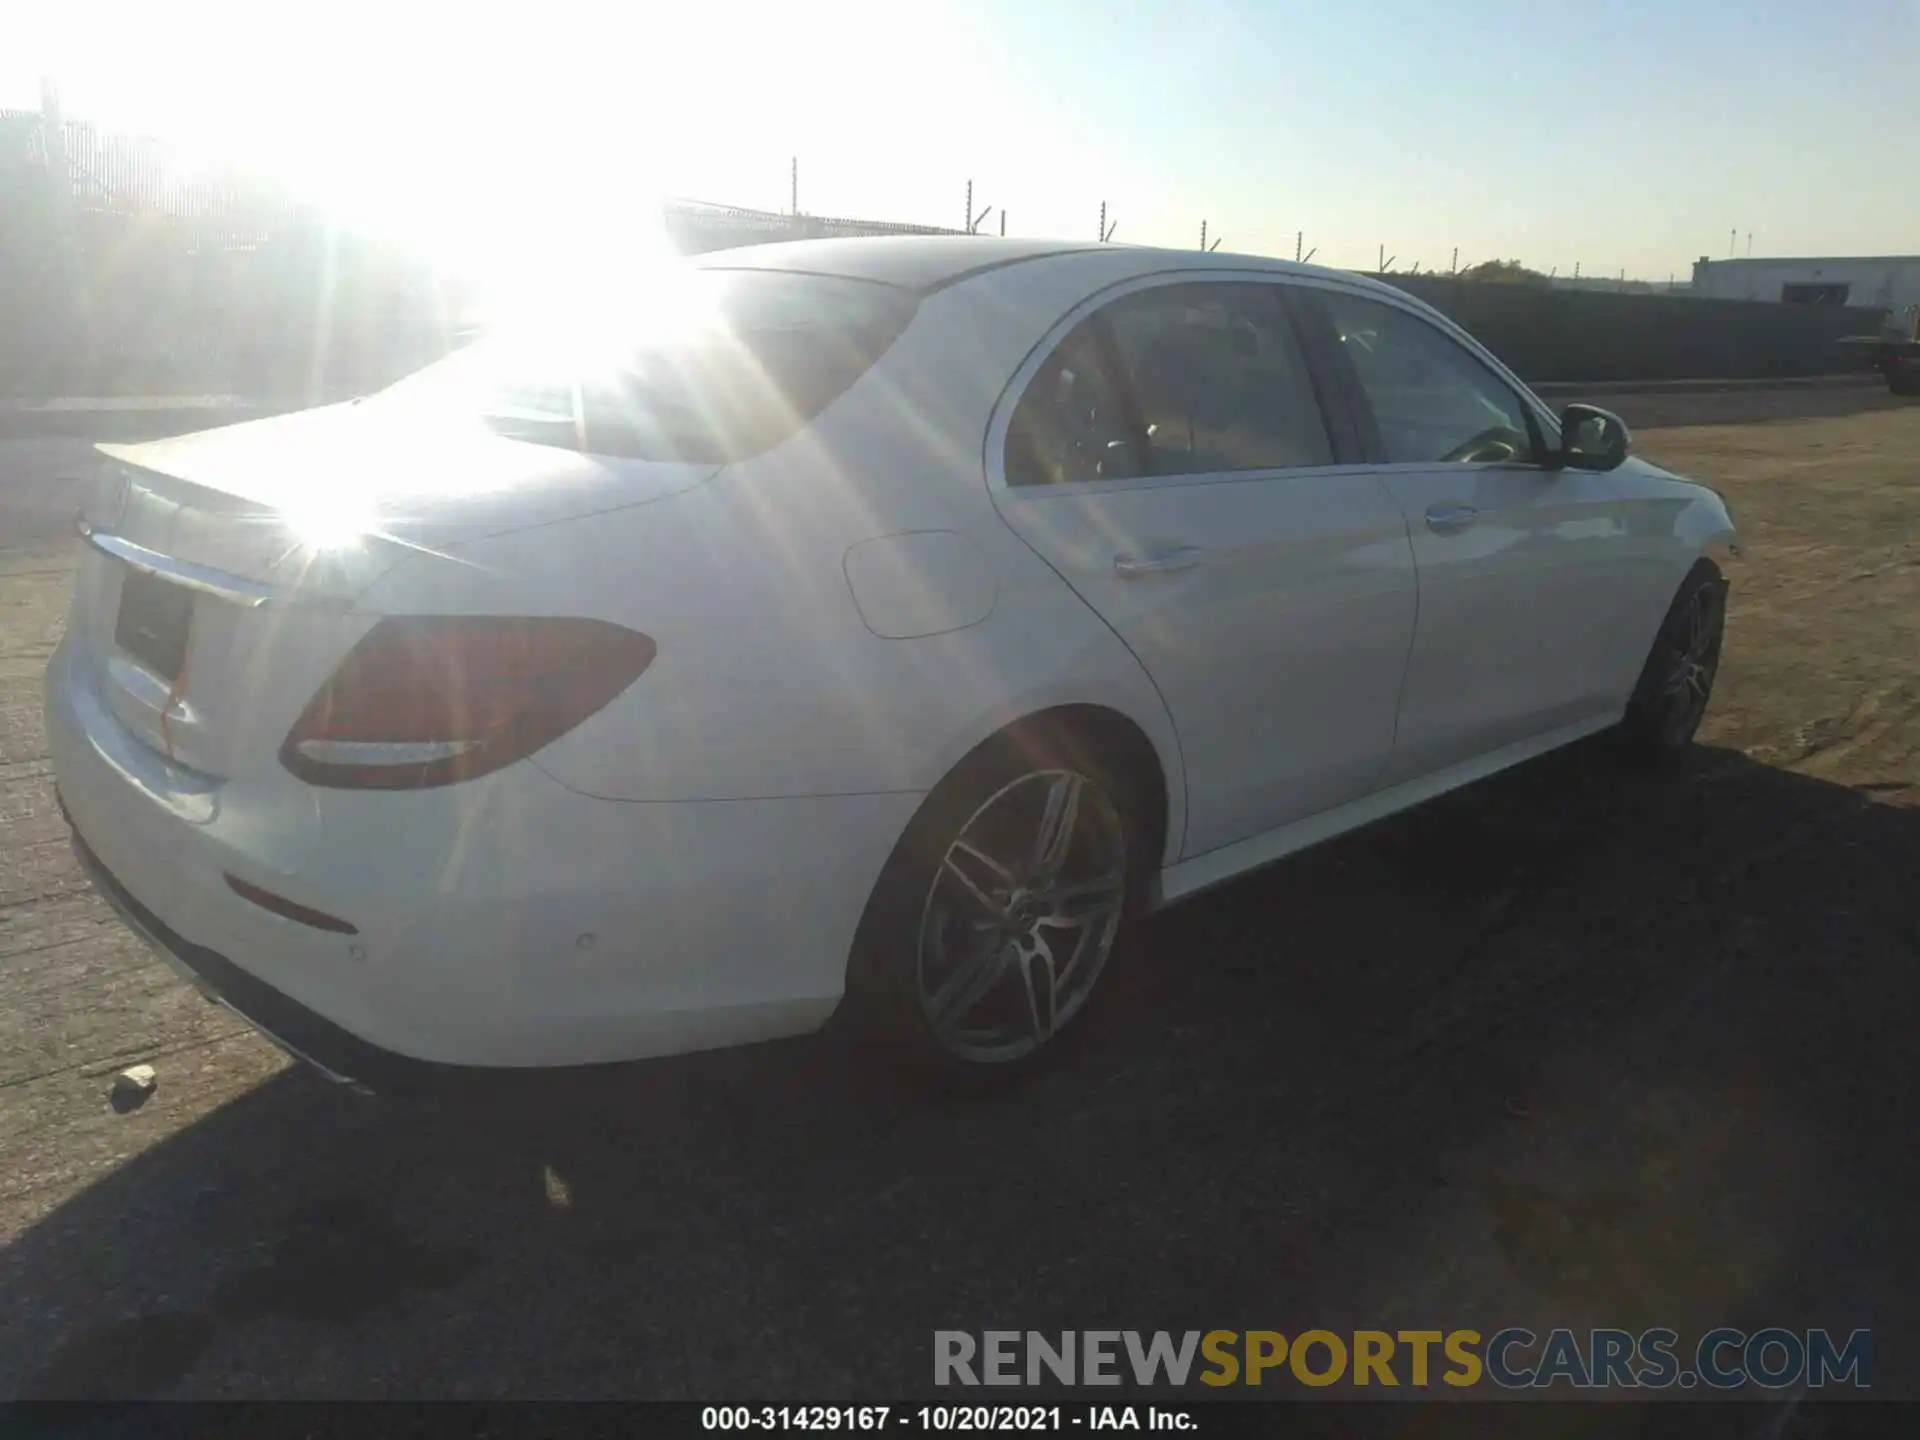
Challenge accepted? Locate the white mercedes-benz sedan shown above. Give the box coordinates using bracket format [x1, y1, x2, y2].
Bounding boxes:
[47, 237, 1739, 1090]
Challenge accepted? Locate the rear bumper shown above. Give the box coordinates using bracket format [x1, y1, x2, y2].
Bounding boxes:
[45, 634, 923, 1078]
[65, 808, 433, 1094]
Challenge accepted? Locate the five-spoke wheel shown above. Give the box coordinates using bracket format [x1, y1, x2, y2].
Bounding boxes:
[847, 724, 1148, 1080]
[1620, 562, 1727, 759]
[917, 770, 1129, 1064]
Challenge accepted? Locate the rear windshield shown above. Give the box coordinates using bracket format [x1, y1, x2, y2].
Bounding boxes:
[383, 270, 919, 463]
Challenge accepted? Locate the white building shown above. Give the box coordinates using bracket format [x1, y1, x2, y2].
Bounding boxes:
[1691, 255, 1920, 328]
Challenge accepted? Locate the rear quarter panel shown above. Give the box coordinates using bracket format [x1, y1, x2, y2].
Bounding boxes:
[357, 286, 1189, 857]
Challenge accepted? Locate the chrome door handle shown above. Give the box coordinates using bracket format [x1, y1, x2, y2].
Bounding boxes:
[1114, 547, 1203, 577]
[1424, 503, 1478, 535]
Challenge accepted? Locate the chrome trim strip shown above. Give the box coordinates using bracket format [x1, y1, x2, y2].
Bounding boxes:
[77, 517, 280, 608]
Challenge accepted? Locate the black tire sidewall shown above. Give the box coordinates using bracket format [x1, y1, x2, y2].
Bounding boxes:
[1620, 563, 1726, 758]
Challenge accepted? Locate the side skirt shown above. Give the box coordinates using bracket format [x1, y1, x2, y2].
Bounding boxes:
[1150, 711, 1623, 910]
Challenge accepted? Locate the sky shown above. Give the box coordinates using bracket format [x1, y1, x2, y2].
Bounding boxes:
[4, 0, 1918, 284]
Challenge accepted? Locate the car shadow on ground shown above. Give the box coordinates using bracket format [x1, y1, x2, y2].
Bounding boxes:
[5, 742, 1917, 1402]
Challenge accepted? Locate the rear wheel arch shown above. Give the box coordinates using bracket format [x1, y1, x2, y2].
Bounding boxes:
[993, 704, 1171, 877]
[846, 705, 1171, 966]
[904, 703, 1172, 892]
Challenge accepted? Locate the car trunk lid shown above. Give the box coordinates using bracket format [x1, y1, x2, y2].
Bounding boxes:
[71, 403, 718, 780]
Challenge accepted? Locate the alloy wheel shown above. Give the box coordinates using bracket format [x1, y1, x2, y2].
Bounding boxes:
[915, 768, 1129, 1064]
[1659, 581, 1723, 743]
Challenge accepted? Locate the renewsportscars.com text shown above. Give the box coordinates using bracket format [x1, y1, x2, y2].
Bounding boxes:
[934, 1328, 1872, 1390]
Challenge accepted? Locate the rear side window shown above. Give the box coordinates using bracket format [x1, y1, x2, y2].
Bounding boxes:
[1102, 283, 1333, 475]
[1005, 280, 1333, 486]
[1004, 325, 1146, 487]
[387, 272, 918, 463]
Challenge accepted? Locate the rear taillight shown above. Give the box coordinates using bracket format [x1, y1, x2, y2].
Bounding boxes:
[281, 617, 656, 789]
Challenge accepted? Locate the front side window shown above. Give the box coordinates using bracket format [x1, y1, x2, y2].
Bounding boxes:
[1319, 292, 1540, 466]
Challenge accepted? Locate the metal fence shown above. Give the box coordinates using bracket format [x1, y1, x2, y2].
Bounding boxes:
[0, 110, 974, 400]
[1374, 274, 1889, 383]
[0, 106, 1895, 398]
[1, 107, 475, 400]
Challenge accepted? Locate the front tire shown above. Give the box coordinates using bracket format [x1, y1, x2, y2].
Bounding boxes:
[843, 723, 1150, 1085]
[1617, 562, 1727, 762]
[1888, 367, 1920, 398]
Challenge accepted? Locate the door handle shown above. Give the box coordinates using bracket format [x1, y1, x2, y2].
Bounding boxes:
[1424, 503, 1478, 535]
[1114, 546, 1203, 577]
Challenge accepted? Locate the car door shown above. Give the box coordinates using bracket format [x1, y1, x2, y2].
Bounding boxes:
[1299, 285, 1636, 784]
[986, 276, 1418, 862]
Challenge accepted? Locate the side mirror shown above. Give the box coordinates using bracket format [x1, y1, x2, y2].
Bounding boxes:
[1557, 403, 1630, 471]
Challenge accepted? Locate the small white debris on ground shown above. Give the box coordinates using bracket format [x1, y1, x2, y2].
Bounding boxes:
[110, 1065, 157, 1112]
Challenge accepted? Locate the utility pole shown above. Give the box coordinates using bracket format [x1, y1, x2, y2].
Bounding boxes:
[1378, 242, 1385, 272]
[1000, 211, 1006, 237]
[1451, 246, 1459, 274]
[1099, 202, 1105, 242]
[965, 179, 972, 233]
[1730, 227, 1736, 259]
[1296, 231, 1303, 263]
[1746, 232, 1753, 257]
[1574, 261, 1581, 280]
[1200, 219, 1207, 251]
[790, 156, 798, 217]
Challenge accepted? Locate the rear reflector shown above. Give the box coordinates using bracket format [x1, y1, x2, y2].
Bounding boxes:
[281, 616, 656, 789]
[224, 874, 360, 934]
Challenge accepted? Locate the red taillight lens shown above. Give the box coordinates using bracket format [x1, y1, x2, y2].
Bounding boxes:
[281, 617, 656, 789]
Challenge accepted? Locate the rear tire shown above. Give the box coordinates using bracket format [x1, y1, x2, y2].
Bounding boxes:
[1888, 368, 1920, 398]
[841, 722, 1152, 1088]
[1616, 562, 1727, 764]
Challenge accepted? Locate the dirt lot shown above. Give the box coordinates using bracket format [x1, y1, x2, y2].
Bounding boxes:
[2, 386, 1917, 1409]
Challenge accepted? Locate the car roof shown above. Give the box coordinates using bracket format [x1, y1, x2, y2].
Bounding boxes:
[689, 236, 1102, 294]
[690, 235, 1406, 301]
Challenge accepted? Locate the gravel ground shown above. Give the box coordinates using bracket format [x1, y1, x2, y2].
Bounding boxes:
[2, 389, 1916, 1409]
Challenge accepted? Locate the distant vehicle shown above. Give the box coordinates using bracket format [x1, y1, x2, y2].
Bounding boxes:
[1841, 305, 1920, 396]
[47, 237, 1740, 1091]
